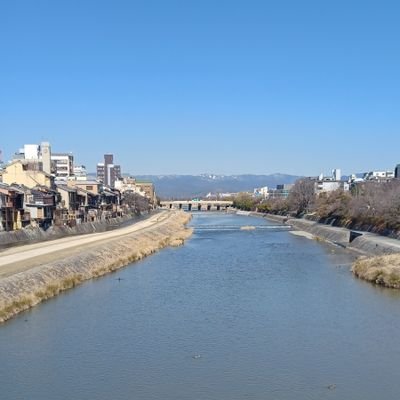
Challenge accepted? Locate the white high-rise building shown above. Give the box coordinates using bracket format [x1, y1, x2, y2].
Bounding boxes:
[51, 153, 74, 181]
[332, 168, 341, 181]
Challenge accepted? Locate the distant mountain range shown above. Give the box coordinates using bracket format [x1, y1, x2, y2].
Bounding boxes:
[134, 174, 301, 199]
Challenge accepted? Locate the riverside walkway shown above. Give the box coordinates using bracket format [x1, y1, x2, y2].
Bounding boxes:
[0, 211, 172, 279]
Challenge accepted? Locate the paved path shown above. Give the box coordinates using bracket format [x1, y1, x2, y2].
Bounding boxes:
[0, 211, 171, 279]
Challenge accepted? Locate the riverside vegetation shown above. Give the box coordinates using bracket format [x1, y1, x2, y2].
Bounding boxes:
[233, 179, 400, 289]
[0, 211, 192, 323]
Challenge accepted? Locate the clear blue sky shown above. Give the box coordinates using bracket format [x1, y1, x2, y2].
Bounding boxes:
[1, 0, 399, 176]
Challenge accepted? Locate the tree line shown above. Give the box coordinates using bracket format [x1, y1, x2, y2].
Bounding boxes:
[233, 179, 400, 234]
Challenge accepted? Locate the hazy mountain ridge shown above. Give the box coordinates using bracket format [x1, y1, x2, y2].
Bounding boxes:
[134, 174, 301, 199]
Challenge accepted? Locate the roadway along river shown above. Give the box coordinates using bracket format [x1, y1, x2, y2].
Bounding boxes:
[1, 213, 400, 400]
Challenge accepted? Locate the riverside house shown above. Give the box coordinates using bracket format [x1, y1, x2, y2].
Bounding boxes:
[0, 183, 25, 231]
[2, 159, 55, 189]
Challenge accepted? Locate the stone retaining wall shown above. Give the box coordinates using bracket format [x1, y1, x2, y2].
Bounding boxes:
[0, 214, 141, 248]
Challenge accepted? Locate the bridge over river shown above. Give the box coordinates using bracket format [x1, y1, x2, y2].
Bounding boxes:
[160, 200, 233, 211]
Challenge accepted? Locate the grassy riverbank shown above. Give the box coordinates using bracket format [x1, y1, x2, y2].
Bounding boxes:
[0, 211, 192, 323]
[352, 254, 400, 289]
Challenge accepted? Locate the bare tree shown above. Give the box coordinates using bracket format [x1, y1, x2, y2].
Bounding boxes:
[287, 178, 315, 215]
[122, 191, 150, 214]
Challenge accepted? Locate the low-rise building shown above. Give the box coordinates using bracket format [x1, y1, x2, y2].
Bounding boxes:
[268, 184, 294, 199]
[135, 181, 156, 205]
[0, 183, 25, 231]
[22, 186, 58, 229]
[364, 171, 394, 182]
[68, 180, 102, 195]
[314, 180, 349, 195]
[2, 160, 55, 189]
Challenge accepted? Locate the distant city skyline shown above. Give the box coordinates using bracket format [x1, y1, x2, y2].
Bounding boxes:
[1, 1, 399, 176]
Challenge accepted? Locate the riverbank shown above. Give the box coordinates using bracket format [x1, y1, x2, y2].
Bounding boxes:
[260, 212, 400, 289]
[352, 254, 400, 289]
[0, 213, 144, 249]
[0, 210, 192, 323]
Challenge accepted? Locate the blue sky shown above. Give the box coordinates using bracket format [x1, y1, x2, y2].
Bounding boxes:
[1, 0, 399, 175]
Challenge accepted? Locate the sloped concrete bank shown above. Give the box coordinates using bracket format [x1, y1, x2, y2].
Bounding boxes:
[262, 214, 400, 256]
[0, 211, 192, 323]
[263, 213, 400, 289]
[0, 214, 143, 248]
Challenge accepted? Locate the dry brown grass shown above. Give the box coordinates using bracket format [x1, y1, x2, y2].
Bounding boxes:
[352, 253, 400, 288]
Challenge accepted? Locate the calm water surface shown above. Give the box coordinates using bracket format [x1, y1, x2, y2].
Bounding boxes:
[1, 213, 400, 400]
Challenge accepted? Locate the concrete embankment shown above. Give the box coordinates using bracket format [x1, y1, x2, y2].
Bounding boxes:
[0, 214, 143, 248]
[262, 214, 400, 256]
[0, 211, 192, 323]
[262, 213, 400, 289]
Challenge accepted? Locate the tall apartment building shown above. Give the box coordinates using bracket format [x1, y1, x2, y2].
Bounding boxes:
[395, 164, 400, 179]
[97, 154, 121, 188]
[51, 153, 74, 181]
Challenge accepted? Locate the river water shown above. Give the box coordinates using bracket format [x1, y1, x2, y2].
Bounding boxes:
[1, 213, 400, 400]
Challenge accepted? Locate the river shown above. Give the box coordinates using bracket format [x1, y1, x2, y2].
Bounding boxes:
[1, 213, 400, 400]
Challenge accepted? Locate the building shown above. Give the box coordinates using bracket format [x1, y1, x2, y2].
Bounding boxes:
[2, 160, 55, 189]
[12, 142, 52, 174]
[395, 165, 400, 179]
[106, 163, 121, 188]
[0, 183, 25, 231]
[73, 165, 87, 181]
[68, 180, 102, 195]
[96, 154, 122, 188]
[23, 186, 57, 229]
[364, 171, 394, 182]
[315, 180, 349, 195]
[253, 186, 269, 198]
[40, 142, 52, 175]
[51, 153, 74, 181]
[135, 181, 156, 205]
[332, 168, 341, 181]
[268, 184, 294, 199]
[114, 177, 136, 193]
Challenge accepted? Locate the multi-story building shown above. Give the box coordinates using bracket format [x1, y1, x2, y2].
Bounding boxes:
[315, 180, 349, 195]
[73, 165, 87, 181]
[395, 164, 400, 179]
[51, 153, 74, 181]
[332, 168, 341, 181]
[135, 181, 156, 205]
[96, 154, 121, 188]
[96, 163, 105, 183]
[268, 184, 294, 199]
[13, 142, 52, 174]
[364, 171, 394, 182]
[253, 186, 269, 198]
